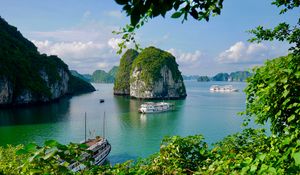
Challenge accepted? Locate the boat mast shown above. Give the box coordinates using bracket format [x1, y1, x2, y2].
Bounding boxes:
[85, 112, 87, 142]
[103, 111, 105, 138]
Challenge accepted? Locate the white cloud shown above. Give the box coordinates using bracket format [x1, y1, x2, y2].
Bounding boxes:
[83, 11, 91, 18]
[32, 40, 106, 59]
[108, 38, 122, 51]
[106, 10, 123, 19]
[27, 22, 124, 74]
[168, 48, 203, 64]
[167, 48, 204, 74]
[218, 41, 275, 64]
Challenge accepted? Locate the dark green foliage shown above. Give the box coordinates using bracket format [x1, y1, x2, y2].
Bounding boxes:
[243, 54, 300, 135]
[68, 75, 95, 95]
[113, 0, 223, 53]
[114, 49, 139, 94]
[211, 72, 230, 81]
[197, 76, 210, 82]
[115, 0, 223, 26]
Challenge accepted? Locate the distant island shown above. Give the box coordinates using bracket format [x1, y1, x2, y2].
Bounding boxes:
[0, 17, 95, 106]
[71, 66, 119, 84]
[114, 47, 187, 99]
[196, 71, 252, 82]
[182, 75, 200, 81]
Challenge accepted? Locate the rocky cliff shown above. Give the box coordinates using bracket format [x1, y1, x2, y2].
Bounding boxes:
[114, 49, 139, 95]
[0, 17, 95, 106]
[130, 47, 186, 99]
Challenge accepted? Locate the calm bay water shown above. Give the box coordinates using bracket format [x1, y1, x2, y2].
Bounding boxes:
[0, 81, 247, 164]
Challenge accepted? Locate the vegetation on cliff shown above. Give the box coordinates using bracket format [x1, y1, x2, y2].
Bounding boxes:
[114, 49, 139, 94]
[68, 75, 95, 95]
[0, 16, 95, 104]
[108, 66, 119, 78]
[131, 46, 184, 85]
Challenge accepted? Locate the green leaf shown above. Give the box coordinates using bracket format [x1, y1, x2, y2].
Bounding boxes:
[288, 115, 295, 123]
[44, 140, 59, 147]
[24, 143, 38, 152]
[171, 12, 183, 18]
[293, 151, 300, 165]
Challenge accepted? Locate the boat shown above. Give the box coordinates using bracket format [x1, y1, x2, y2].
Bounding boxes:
[209, 85, 238, 92]
[68, 113, 111, 172]
[99, 99, 105, 103]
[138, 102, 174, 114]
[68, 136, 111, 172]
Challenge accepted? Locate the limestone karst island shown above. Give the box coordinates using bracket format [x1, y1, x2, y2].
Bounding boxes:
[0, 17, 95, 106]
[0, 0, 299, 174]
[114, 47, 186, 99]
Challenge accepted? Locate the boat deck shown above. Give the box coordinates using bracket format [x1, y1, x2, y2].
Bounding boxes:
[84, 137, 103, 147]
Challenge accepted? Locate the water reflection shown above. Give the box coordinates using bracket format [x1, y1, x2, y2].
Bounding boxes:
[0, 97, 71, 126]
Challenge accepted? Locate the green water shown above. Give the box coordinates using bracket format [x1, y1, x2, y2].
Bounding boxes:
[0, 81, 247, 163]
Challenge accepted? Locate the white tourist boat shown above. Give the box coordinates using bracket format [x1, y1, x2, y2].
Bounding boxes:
[68, 136, 111, 172]
[209, 85, 238, 92]
[138, 102, 174, 114]
[68, 113, 111, 172]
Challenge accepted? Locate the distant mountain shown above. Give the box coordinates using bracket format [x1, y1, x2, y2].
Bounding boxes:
[70, 70, 90, 82]
[91, 66, 119, 83]
[70, 66, 119, 84]
[197, 71, 252, 82]
[182, 75, 200, 80]
[211, 73, 230, 81]
[82, 74, 92, 82]
[197, 76, 210, 82]
[229, 71, 252, 82]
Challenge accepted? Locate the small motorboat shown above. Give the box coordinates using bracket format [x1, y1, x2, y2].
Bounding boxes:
[99, 99, 105, 103]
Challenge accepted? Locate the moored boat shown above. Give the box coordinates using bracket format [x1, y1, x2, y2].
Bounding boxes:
[68, 136, 111, 172]
[210, 85, 238, 92]
[138, 102, 174, 114]
[68, 112, 111, 172]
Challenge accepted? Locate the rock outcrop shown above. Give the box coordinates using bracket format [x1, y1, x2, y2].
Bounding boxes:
[114, 49, 139, 95]
[0, 16, 95, 106]
[129, 47, 186, 99]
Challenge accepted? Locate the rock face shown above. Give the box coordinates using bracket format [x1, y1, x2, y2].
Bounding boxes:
[114, 49, 139, 95]
[0, 16, 95, 106]
[0, 77, 13, 104]
[130, 47, 186, 99]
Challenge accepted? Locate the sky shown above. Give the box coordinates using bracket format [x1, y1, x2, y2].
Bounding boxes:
[0, 0, 298, 76]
